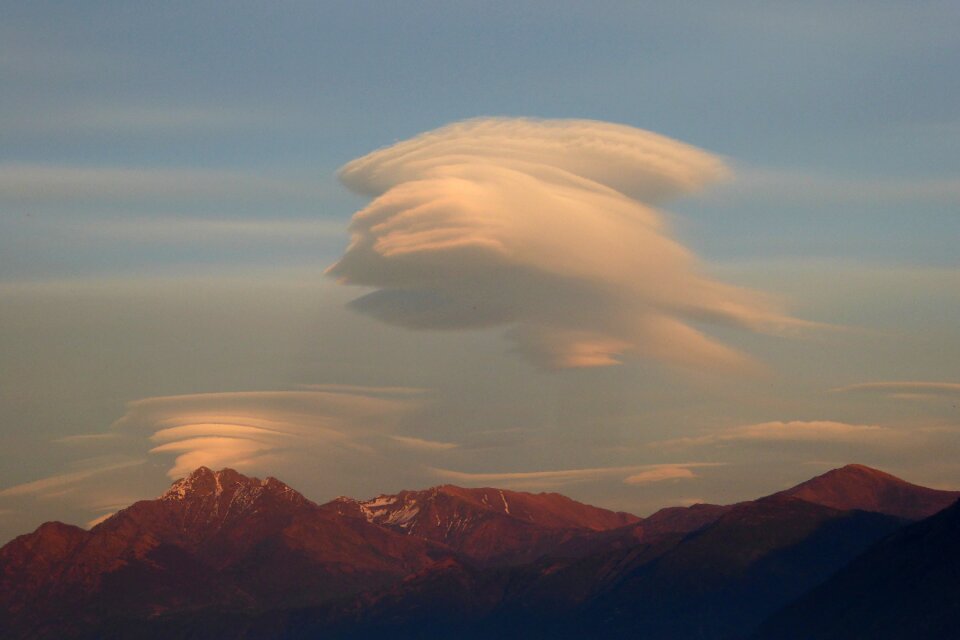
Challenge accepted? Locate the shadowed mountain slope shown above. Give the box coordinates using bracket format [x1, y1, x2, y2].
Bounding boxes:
[755, 497, 960, 640]
[575, 496, 904, 640]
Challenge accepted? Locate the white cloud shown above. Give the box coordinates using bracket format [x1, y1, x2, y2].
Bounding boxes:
[150, 437, 278, 478]
[86, 511, 116, 529]
[623, 466, 697, 485]
[329, 118, 813, 370]
[113, 389, 425, 479]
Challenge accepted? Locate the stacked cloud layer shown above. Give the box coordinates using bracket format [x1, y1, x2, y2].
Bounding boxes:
[329, 118, 806, 370]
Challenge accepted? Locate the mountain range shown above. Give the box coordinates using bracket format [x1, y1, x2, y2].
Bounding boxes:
[1, 464, 956, 639]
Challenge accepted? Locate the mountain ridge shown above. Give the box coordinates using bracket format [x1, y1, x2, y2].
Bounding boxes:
[1, 463, 955, 639]
[326, 483, 641, 567]
[773, 463, 960, 519]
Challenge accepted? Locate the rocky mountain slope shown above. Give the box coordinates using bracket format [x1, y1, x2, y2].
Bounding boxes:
[326, 484, 639, 566]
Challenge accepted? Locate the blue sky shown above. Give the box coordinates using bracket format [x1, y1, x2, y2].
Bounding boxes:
[1, 1, 959, 542]
[3, 1, 959, 276]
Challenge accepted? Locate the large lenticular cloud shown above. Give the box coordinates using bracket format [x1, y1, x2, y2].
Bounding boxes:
[328, 118, 804, 370]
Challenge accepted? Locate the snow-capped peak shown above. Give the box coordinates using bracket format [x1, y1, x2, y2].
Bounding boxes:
[159, 467, 305, 507]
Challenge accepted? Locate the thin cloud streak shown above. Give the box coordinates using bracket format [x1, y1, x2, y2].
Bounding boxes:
[831, 381, 960, 395]
[0, 164, 331, 204]
[296, 384, 429, 397]
[30, 217, 346, 244]
[430, 462, 721, 489]
[86, 512, 117, 529]
[3, 105, 283, 135]
[53, 433, 123, 445]
[623, 466, 697, 485]
[654, 420, 901, 448]
[726, 168, 960, 205]
[389, 435, 459, 451]
[0, 459, 146, 498]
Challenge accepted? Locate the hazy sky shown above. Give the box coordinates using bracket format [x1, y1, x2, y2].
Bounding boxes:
[2, 1, 959, 543]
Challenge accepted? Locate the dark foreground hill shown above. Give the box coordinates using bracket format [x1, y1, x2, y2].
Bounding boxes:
[754, 497, 960, 640]
[0, 464, 955, 639]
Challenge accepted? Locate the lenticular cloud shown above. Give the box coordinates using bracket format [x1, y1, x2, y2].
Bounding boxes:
[328, 118, 802, 370]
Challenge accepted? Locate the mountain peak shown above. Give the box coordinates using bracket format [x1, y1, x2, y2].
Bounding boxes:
[776, 463, 960, 520]
[161, 466, 242, 500]
[343, 484, 638, 567]
[159, 467, 307, 508]
[836, 463, 896, 476]
[357, 484, 638, 533]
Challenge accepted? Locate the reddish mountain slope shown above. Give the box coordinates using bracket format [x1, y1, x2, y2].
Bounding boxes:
[775, 463, 960, 520]
[102, 468, 444, 581]
[327, 484, 639, 566]
[0, 468, 449, 638]
[222, 496, 906, 640]
[632, 463, 960, 542]
[0, 521, 91, 619]
[1, 463, 953, 640]
[640, 502, 733, 538]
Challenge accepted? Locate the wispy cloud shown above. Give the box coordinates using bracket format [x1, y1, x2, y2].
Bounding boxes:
[29, 217, 346, 245]
[831, 381, 960, 398]
[675, 497, 708, 507]
[430, 462, 719, 489]
[623, 466, 697, 485]
[150, 437, 278, 478]
[329, 117, 816, 371]
[0, 458, 145, 498]
[86, 512, 117, 529]
[0, 41, 127, 79]
[297, 384, 429, 397]
[114, 389, 425, 478]
[654, 420, 901, 448]
[725, 168, 960, 205]
[3, 105, 284, 135]
[53, 433, 123, 446]
[0, 164, 330, 205]
[389, 435, 459, 451]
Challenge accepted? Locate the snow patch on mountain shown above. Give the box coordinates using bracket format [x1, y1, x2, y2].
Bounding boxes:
[159, 466, 308, 523]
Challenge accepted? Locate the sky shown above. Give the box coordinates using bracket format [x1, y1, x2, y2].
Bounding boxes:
[1, 1, 959, 543]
